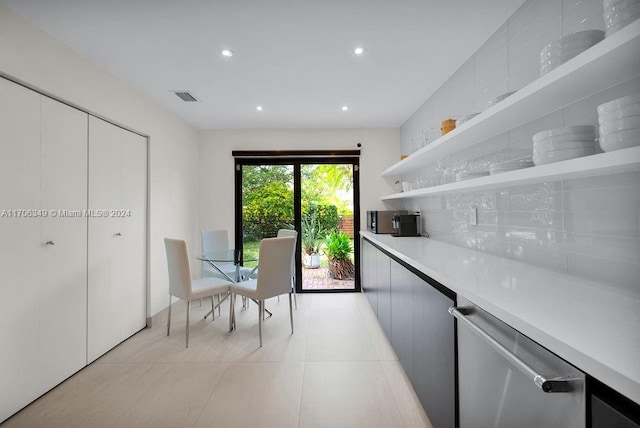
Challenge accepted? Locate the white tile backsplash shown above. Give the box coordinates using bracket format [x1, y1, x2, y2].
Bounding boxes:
[401, 0, 640, 292]
[474, 23, 509, 111]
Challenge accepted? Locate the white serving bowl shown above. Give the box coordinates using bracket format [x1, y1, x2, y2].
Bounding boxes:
[598, 104, 640, 121]
[533, 139, 596, 152]
[604, 0, 638, 9]
[533, 147, 596, 165]
[598, 115, 640, 134]
[533, 132, 596, 144]
[598, 93, 640, 111]
[539, 30, 604, 74]
[605, 2, 640, 36]
[597, 93, 640, 113]
[599, 127, 640, 151]
[533, 125, 595, 141]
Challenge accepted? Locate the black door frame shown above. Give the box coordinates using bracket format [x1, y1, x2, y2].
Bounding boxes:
[234, 151, 361, 293]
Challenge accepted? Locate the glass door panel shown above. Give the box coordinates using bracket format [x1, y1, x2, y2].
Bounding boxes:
[300, 163, 355, 290]
[240, 164, 294, 271]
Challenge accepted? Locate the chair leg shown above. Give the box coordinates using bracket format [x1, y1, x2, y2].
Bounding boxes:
[211, 296, 215, 320]
[258, 300, 263, 347]
[186, 300, 190, 348]
[229, 294, 235, 332]
[289, 293, 294, 334]
[292, 276, 298, 309]
[167, 295, 172, 336]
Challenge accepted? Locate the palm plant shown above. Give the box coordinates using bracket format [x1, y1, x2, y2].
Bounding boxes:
[323, 232, 354, 280]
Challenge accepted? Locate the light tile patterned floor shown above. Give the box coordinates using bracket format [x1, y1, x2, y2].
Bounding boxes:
[3, 293, 431, 428]
[301, 266, 355, 290]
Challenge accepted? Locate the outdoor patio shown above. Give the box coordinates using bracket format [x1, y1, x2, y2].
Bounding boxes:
[301, 266, 355, 290]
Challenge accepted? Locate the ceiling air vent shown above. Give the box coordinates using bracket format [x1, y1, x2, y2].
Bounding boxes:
[173, 91, 199, 102]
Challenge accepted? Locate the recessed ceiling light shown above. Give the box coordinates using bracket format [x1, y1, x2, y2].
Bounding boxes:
[220, 48, 233, 58]
[353, 46, 365, 55]
[256, 105, 263, 111]
[341, 105, 349, 111]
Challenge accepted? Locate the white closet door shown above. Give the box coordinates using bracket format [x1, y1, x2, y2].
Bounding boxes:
[0, 79, 42, 422]
[120, 130, 147, 338]
[39, 97, 88, 390]
[87, 116, 123, 362]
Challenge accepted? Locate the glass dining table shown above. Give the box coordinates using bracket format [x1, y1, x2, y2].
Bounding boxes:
[196, 250, 269, 321]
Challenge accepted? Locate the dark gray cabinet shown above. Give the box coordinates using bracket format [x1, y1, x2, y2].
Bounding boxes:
[390, 261, 414, 380]
[361, 238, 456, 428]
[362, 239, 377, 315]
[376, 248, 392, 338]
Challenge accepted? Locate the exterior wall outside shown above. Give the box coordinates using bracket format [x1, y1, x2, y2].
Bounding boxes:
[399, 0, 640, 291]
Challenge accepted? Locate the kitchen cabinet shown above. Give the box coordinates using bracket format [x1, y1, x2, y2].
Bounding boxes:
[376, 248, 391, 338]
[0, 78, 88, 422]
[590, 380, 640, 428]
[362, 237, 456, 428]
[362, 239, 377, 315]
[87, 116, 147, 363]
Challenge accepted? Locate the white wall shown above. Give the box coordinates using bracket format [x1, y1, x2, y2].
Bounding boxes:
[198, 128, 400, 236]
[0, 5, 201, 317]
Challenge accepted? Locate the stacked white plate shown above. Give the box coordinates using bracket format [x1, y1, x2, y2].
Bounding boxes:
[604, 0, 640, 37]
[540, 30, 604, 75]
[489, 156, 534, 175]
[598, 93, 640, 151]
[455, 169, 490, 182]
[532, 126, 596, 165]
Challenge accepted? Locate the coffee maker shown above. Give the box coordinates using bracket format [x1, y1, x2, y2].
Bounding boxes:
[391, 213, 421, 237]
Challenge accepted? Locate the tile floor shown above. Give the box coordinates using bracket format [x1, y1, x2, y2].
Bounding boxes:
[3, 293, 432, 428]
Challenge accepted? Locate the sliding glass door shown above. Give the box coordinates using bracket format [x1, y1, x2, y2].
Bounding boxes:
[234, 153, 360, 292]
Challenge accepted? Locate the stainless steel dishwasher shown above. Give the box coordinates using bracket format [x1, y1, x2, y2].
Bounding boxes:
[451, 296, 586, 428]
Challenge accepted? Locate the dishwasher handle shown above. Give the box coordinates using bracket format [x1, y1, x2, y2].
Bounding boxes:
[449, 306, 577, 393]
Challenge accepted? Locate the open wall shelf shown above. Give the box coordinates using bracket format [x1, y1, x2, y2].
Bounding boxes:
[383, 19, 640, 178]
[381, 146, 640, 200]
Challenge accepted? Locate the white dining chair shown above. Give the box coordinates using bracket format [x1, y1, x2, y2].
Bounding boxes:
[229, 236, 296, 347]
[277, 229, 298, 308]
[164, 237, 234, 348]
[244, 229, 298, 308]
[201, 229, 237, 280]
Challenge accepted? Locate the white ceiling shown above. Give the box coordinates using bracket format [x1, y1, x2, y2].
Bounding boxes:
[1, 0, 524, 129]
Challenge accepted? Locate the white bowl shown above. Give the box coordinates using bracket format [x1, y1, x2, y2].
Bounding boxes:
[599, 115, 640, 134]
[598, 104, 640, 121]
[599, 127, 640, 151]
[533, 147, 596, 165]
[597, 93, 640, 113]
[533, 126, 595, 141]
[539, 30, 604, 74]
[605, 3, 640, 36]
[533, 132, 596, 144]
[534, 139, 596, 152]
[604, 0, 638, 9]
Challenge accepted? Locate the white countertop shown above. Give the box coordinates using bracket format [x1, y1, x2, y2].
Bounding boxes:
[361, 231, 640, 405]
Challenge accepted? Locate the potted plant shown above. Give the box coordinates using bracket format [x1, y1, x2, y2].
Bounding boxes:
[323, 232, 354, 280]
[301, 213, 323, 268]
